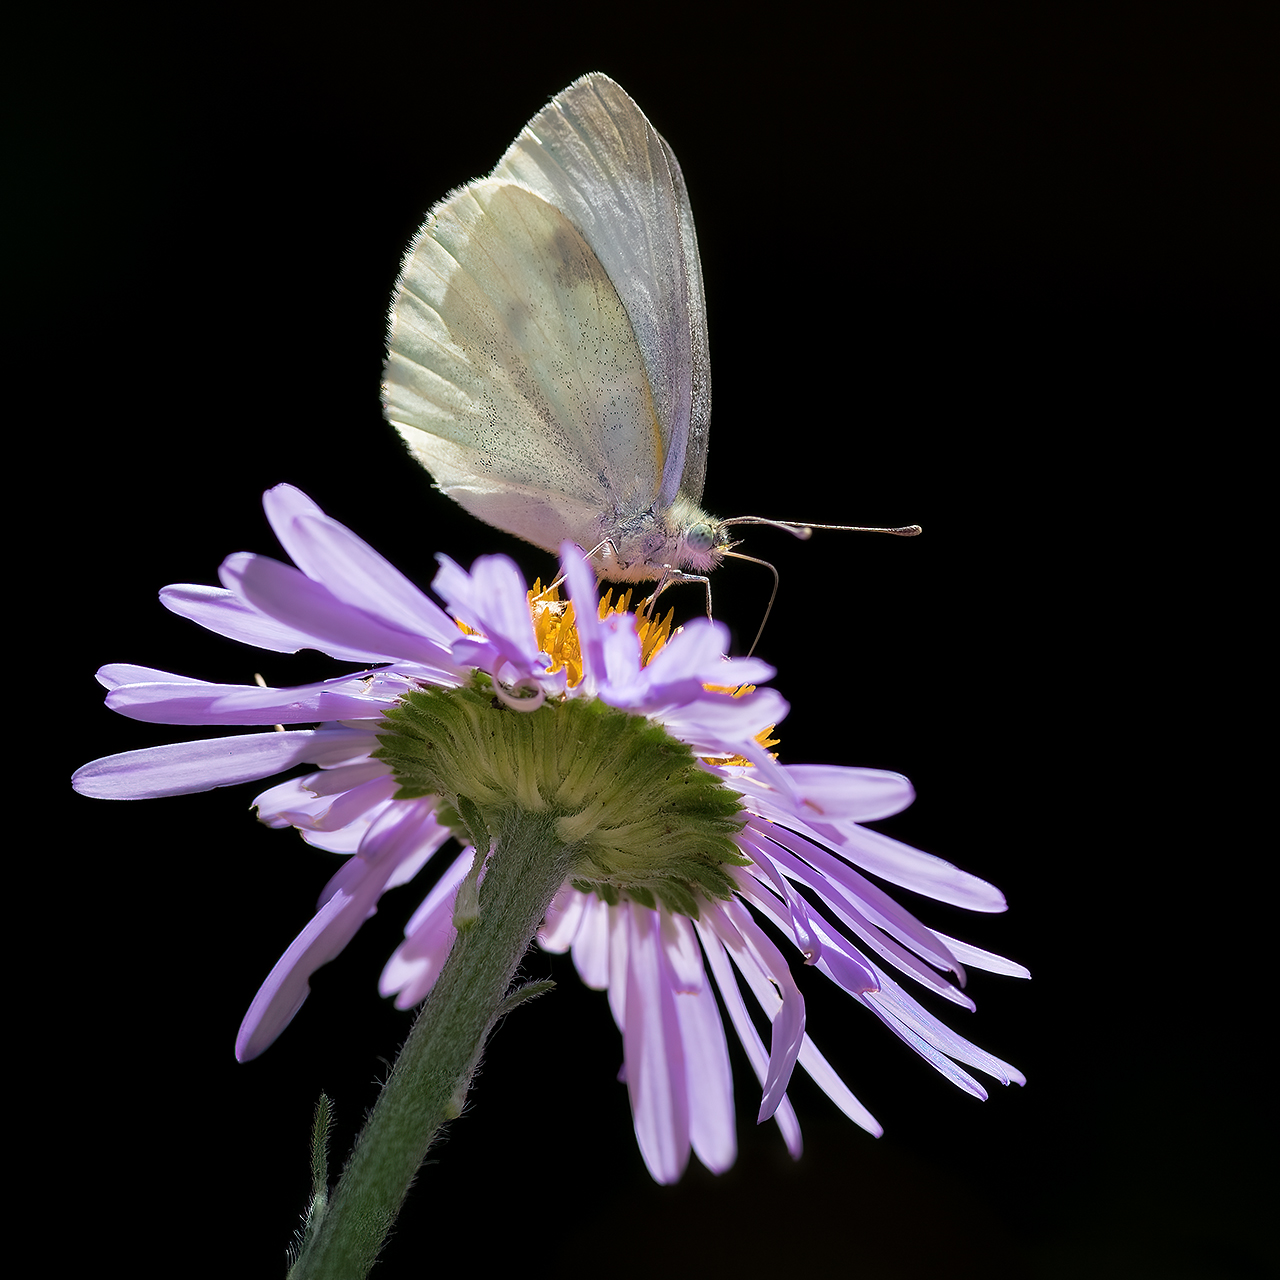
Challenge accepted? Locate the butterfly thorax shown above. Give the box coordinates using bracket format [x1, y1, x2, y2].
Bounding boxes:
[591, 494, 729, 583]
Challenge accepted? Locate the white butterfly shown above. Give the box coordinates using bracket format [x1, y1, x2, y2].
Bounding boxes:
[383, 73, 915, 606]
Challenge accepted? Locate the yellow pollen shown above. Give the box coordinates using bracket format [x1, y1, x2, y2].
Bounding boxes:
[527, 581, 679, 685]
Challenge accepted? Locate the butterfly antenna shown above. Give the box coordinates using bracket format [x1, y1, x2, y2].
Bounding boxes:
[718, 518, 921, 656]
[722, 516, 922, 538]
[721, 550, 780, 658]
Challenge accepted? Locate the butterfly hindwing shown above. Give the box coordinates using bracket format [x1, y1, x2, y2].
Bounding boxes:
[385, 178, 666, 554]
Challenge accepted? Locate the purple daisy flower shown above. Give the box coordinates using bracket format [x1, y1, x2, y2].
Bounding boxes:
[73, 484, 1026, 1185]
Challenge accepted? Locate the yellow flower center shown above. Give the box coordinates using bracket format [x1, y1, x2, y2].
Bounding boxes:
[527, 582, 779, 765]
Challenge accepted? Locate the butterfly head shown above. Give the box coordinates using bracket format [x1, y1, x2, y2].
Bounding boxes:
[678, 514, 737, 573]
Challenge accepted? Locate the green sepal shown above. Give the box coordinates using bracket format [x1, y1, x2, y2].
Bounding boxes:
[288, 1093, 334, 1269]
[494, 978, 556, 1019]
[453, 793, 491, 860]
[374, 681, 749, 919]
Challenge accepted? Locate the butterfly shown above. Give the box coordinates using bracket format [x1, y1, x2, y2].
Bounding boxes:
[383, 73, 916, 612]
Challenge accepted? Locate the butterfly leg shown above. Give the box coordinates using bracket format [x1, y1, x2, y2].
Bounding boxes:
[543, 537, 622, 597]
[641, 568, 714, 620]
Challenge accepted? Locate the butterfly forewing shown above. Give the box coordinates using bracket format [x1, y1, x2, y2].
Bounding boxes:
[491, 73, 712, 509]
[659, 134, 711, 506]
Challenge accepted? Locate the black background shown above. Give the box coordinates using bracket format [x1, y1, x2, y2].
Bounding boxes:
[33, 4, 1271, 1277]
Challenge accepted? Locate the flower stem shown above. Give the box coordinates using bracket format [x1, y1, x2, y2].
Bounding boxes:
[288, 808, 576, 1280]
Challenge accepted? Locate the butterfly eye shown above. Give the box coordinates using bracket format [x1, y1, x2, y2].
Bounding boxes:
[685, 521, 720, 553]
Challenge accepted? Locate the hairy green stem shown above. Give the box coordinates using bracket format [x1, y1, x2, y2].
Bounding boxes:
[288, 808, 576, 1280]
